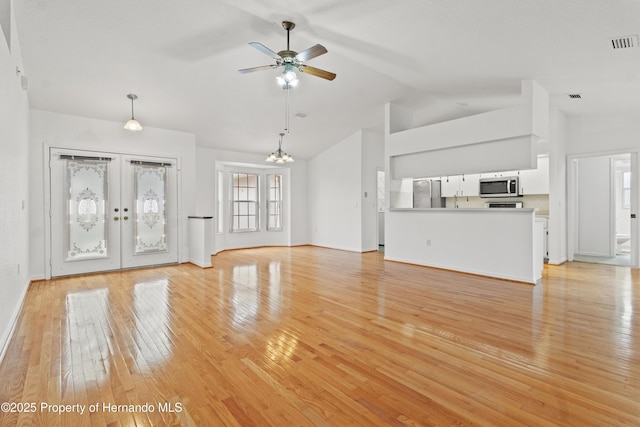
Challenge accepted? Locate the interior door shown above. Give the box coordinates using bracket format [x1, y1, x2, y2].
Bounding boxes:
[50, 149, 122, 276]
[120, 155, 178, 268]
[50, 149, 178, 277]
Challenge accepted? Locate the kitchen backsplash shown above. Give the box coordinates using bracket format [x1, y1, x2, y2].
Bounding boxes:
[445, 194, 549, 212]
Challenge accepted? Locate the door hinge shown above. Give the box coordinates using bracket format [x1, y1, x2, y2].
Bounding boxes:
[631, 213, 637, 219]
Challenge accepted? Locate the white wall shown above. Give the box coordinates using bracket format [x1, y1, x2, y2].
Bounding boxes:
[362, 130, 384, 251]
[566, 116, 640, 156]
[307, 129, 383, 253]
[0, 5, 31, 360]
[385, 210, 541, 283]
[194, 146, 308, 253]
[308, 131, 363, 252]
[548, 108, 567, 264]
[386, 81, 548, 178]
[28, 110, 197, 279]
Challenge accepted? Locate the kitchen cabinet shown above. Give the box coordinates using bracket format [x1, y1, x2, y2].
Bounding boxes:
[441, 175, 461, 197]
[519, 156, 549, 195]
[480, 170, 519, 178]
[441, 174, 480, 197]
[459, 174, 480, 197]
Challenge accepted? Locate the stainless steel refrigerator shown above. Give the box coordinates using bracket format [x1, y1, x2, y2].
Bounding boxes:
[413, 179, 445, 208]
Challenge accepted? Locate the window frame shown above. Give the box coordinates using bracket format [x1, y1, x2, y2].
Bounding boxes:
[267, 174, 283, 231]
[229, 172, 260, 233]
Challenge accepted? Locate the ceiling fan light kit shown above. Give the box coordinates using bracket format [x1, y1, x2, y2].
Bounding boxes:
[123, 93, 142, 131]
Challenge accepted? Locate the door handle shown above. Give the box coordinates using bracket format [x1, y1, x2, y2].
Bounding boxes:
[123, 216, 129, 221]
[114, 216, 120, 221]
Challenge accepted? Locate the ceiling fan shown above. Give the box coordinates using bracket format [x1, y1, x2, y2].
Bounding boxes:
[239, 21, 336, 86]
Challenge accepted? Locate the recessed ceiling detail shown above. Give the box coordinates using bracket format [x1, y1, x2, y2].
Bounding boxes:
[609, 35, 638, 49]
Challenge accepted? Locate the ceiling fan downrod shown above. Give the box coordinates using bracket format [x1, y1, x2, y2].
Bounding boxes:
[282, 21, 295, 51]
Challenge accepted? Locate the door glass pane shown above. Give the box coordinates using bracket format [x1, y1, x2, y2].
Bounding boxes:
[65, 159, 109, 261]
[134, 164, 168, 253]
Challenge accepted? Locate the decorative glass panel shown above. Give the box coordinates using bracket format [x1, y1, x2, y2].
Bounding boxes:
[65, 159, 109, 261]
[134, 164, 168, 253]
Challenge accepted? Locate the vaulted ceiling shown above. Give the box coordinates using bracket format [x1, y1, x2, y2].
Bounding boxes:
[13, 0, 640, 159]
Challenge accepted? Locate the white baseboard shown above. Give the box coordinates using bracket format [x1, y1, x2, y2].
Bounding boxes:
[0, 279, 31, 364]
[548, 257, 568, 265]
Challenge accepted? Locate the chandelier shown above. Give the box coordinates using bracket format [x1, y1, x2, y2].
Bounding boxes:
[266, 132, 294, 163]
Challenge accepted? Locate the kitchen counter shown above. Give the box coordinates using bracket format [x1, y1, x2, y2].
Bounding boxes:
[385, 208, 543, 284]
[390, 207, 536, 212]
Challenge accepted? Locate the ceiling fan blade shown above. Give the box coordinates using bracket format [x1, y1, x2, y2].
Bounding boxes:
[248, 42, 281, 60]
[295, 44, 328, 62]
[298, 65, 336, 81]
[238, 64, 277, 74]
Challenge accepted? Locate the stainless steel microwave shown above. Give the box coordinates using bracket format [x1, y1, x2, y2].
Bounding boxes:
[479, 176, 520, 198]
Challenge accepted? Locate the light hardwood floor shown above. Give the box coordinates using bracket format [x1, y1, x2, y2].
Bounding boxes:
[1, 246, 639, 426]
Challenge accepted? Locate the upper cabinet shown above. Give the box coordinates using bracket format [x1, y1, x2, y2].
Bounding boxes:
[440, 174, 481, 197]
[460, 174, 480, 197]
[437, 156, 549, 197]
[519, 156, 549, 195]
[441, 175, 461, 197]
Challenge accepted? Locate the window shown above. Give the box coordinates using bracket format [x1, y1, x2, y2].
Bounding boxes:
[267, 174, 282, 231]
[217, 171, 224, 233]
[230, 173, 259, 232]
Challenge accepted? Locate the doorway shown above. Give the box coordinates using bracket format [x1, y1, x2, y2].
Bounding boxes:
[569, 152, 636, 267]
[377, 169, 385, 251]
[49, 148, 178, 277]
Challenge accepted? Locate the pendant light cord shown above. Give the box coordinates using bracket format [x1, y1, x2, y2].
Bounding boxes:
[284, 86, 291, 134]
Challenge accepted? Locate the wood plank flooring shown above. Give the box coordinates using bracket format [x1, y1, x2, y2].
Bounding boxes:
[1, 246, 639, 426]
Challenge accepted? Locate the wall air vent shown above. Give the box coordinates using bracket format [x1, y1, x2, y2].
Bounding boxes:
[610, 35, 638, 49]
[568, 94, 582, 99]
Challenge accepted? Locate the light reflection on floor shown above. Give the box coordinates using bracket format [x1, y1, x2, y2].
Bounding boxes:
[133, 279, 171, 373]
[65, 288, 111, 388]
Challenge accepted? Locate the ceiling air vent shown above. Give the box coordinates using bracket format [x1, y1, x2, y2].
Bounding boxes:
[610, 35, 638, 49]
[568, 94, 582, 99]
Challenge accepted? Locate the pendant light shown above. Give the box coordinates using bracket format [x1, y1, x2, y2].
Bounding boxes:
[266, 132, 294, 163]
[123, 93, 142, 131]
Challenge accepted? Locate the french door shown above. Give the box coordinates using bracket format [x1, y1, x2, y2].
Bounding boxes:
[50, 148, 178, 277]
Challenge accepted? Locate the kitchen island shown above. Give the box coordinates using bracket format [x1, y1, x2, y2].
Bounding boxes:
[385, 208, 543, 284]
